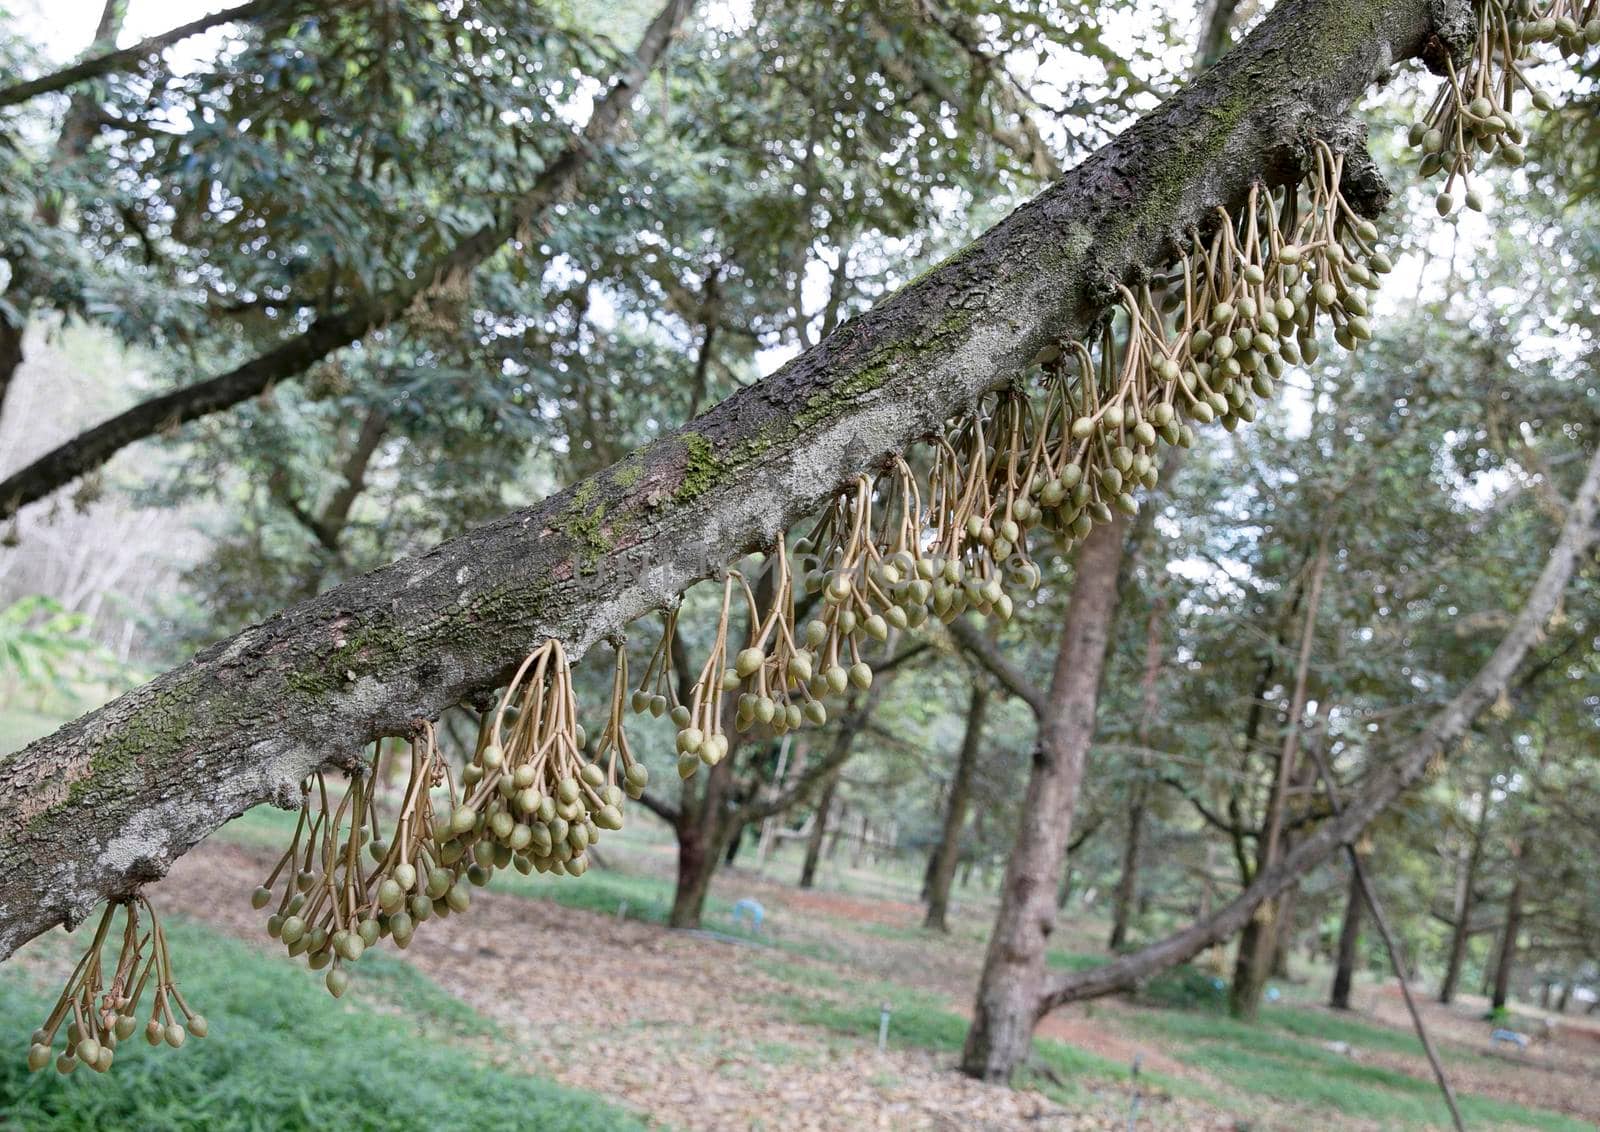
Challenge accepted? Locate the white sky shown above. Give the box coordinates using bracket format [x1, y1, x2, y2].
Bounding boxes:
[14, 0, 227, 66]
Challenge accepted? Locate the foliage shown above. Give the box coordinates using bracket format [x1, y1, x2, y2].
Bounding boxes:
[0, 919, 646, 1131]
[0, 597, 96, 702]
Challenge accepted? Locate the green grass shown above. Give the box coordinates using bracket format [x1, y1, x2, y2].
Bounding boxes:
[214, 804, 303, 850]
[761, 963, 1187, 1106]
[0, 920, 648, 1131]
[1125, 1004, 1590, 1131]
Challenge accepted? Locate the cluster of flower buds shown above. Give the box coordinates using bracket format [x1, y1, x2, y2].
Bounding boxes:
[443, 639, 644, 880]
[28, 897, 205, 1075]
[253, 642, 649, 998]
[253, 722, 473, 997]
[642, 139, 1394, 775]
[1409, 0, 1598, 213]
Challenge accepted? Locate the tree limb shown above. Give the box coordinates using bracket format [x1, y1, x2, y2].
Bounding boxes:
[0, 0, 696, 520]
[0, 0, 307, 110]
[0, 0, 1469, 962]
[945, 617, 1046, 716]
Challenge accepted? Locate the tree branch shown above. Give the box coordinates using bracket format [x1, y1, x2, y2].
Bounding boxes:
[0, 0, 1466, 961]
[0, 0, 305, 110]
[634, 789, 681, 827]
[0, 0, 696, 521]
[1039, 437, 1600, 1011]
[945, 616, 1046, 716]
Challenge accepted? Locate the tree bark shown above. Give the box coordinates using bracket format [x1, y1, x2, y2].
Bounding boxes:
[1037, 439, 1600, 1013]
[1329, 858, 1365, 1009]
[0, 0, 1474, 962]
[960, 516, 1126, 1081]
[1439, 782, 1492, 1004]
[1110, 596, 1165, 951]
[0, 0, 696, 523]
[0, 317, 21, 432]
[925, 684, 989, 932]
[669, 817, 716, 929]
[1108, 793, 1147, 951]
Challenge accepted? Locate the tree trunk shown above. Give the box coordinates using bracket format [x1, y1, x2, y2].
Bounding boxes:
[1271, 886, 1298, 980]
[669, 820, 714, 929]
[1330, 860, 1364, 1009]
[0, 316, 21, 432]
[1110, 595, 1165, 951]
[961, 517, 1126, 1082]
[1439, 784, 1492, 1004]
[0, 0, 1479, 961]
[1232, 532, 1330, 1019]
[1491, 864, 1524, 1012]
[799, 767, 840, 889]
[1108, 793, 1146, 951]
[924, 684, 989, 931]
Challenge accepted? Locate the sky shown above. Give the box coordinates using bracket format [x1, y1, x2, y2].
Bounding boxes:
[13, 0, 224, 66]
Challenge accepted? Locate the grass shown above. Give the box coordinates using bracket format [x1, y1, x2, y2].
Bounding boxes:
[0, 919, 649, 1131]
[758, 958, 1188, 1107]
[1125, 1004, 1592, 1131]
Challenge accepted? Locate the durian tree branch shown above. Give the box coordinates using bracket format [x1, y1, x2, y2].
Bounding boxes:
[1038, 438, 1600, 1012]
[0, 0, 695, 522]
[0, 0, 1473, 963]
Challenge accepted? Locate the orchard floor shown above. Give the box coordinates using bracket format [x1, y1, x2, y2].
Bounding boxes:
[8, 808, 1599, 1132]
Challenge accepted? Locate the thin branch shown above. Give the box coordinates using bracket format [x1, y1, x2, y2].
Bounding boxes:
[0, 0, 305, 110]
[0, 0, 696, 522]
[1302, 727, 1466, 1130]
[944, 616, 1046, 716]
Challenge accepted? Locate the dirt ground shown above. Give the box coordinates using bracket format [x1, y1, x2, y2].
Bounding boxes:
[116, 839, 1600, 1131]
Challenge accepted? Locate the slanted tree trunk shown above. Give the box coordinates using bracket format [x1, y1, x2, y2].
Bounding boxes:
[0, 0, 696, 523]
[960, 517, 1126, 1081]
[1439, 781, 1492, 1004]
[0, 0, 1480, 963]
[1330, 858, 1365, 1009]
[1034, 441, 1600, 1013]
[0, 0, 302, 111]
[1109, 792, 1147, 951]
[924, 684, 989, 931]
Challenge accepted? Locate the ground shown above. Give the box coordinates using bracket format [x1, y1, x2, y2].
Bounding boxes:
[4, 803, 1594, 1132]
